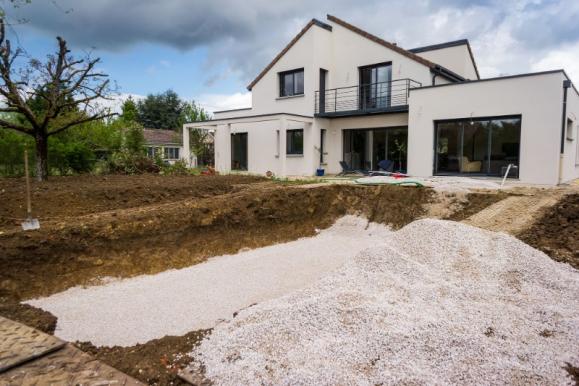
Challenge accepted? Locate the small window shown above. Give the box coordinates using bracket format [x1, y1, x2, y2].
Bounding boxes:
[567, 118, 574, 141]
[164, 147, 180, 160]
[146, 146, 155, 158]
[286, 129, 303, 155]
[279, 69, 304, 97]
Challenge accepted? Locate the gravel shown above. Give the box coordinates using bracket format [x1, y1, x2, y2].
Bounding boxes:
[188, 219, 579, 385]
[26, 216, 392, 346]
[356, 176, 510, 192]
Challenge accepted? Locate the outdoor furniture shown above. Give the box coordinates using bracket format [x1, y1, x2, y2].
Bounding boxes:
[460, 156, 482, 173]
[338, 161, 369, 176]
[378, 159, 394, 172]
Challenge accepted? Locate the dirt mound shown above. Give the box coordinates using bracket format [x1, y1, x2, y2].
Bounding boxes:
[188, 219, 579, 385]
[76, 329, 211, 386]
[519, 193, 579, 270]
[0, 174, 266, 229]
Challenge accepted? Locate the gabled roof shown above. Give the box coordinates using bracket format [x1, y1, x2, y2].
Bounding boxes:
[246, 19, 332, 91]
[246, 15, 467, 91]
[409, 39, 480, 80]
[143, 129, 182, 146]
[326, 15, 438, 70]
[409, 39, 469, 53]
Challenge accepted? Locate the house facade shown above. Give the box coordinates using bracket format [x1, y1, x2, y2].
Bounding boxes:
[184, 15, 579, 185]
[143, 129, 184, 165]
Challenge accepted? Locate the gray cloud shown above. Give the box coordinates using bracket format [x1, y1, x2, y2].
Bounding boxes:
[7, 0, 579, 84]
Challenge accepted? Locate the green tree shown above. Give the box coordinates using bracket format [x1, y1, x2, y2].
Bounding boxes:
[0, 19, 114, 180]
[121, 96, 138, 123]
[137, 89, 183, 130]
[181, 101, 212, 166]
[180, 100, 209, 125]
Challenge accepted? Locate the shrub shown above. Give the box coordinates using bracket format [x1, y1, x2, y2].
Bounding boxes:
[161, 159, 189, 175]
[107, 150, 160, 174]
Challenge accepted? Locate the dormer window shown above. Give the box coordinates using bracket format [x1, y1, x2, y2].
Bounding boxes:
[279, 69, 304, 97]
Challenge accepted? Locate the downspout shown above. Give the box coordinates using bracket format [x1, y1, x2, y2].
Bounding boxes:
[558, 79, 571, 184]
[432, 73, 437, 86]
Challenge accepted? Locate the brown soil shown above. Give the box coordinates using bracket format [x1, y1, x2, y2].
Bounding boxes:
[0, 174, 266, 230]
[444, 192, 510, 221]
[76, 329, 211, 386]
[0, 299, 57, 334]
[519, 193, 579, 270]
[0, 182, 433, 302]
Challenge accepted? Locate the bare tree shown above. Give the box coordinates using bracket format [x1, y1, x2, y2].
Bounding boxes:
[0, 17, 114, 180]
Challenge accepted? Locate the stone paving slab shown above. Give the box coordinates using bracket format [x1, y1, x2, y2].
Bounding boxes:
[0, 316, 65, 373]
[0, 343, 144, 385]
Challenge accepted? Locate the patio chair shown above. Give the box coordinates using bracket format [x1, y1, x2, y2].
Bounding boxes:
[338, 161, 369, 176]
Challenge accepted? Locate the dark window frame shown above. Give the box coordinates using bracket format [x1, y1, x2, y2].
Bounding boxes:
[286, 129, 304, 155]
[279, 68, 304, 97]
[432, 114, 522, 178]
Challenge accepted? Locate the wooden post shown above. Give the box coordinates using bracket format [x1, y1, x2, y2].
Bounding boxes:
[24, 149, 32, 218]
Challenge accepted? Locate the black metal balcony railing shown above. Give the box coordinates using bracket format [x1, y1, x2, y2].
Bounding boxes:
[315, 78, 421, 117]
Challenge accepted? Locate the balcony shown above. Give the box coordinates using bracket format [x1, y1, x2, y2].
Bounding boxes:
[314, 78, 422, 118]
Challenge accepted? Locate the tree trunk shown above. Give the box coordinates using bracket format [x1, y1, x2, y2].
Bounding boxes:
[35, 134, 49, 181]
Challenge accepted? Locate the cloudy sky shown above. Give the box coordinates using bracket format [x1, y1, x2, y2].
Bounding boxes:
[4, 0, 579, 112]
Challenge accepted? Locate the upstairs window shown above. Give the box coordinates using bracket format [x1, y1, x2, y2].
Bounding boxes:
[286, 129, 304, 155]
[279, 69, 304, 97]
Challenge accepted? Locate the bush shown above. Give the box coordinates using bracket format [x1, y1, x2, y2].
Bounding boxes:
[49, 139, 95, 175]
[107, 150, 160, 174]
[161, 159, 189, 175]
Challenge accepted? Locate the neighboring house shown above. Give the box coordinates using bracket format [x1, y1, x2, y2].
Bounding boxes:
[143, 129, 185, 165]
[184, 14, 579, 185]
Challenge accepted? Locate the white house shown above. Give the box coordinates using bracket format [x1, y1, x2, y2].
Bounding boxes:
[184, 15, 579, 185]
[143, 129, 184, 165]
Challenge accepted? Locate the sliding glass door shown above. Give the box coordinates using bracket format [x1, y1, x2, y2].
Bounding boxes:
[343, 127, 408, 172]
[435, 116, 521, 177]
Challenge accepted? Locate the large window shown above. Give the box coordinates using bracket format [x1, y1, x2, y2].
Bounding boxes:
[435, 116, 521, 177]
[279, 69, 304, 97]
[286, 129, 304, 155]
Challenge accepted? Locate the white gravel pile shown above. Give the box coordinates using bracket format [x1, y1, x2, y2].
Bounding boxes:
[189, 219, 579, 385]
[26, 215, 392, 346]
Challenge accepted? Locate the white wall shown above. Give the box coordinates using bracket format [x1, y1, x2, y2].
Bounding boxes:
[408, 72, 567, 185]
[561, 85, 579, 182]
[415, 44, 478, 80]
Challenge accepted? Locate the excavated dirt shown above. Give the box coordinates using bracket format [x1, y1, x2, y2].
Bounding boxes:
[0, 183, 433, 303]
[0, 174, 266, 230]
[0, 175, 544, 386]
[520, 193, 579, 270]
[0, 299, 57, 334]
[76, 329, 211, 386]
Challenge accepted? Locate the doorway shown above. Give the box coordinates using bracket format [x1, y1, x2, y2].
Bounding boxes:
[359, 63, 392, 110]
[231, 133, 248, 171]
[343, 127, 407, 172]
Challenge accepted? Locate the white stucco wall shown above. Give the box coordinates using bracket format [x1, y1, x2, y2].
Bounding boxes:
[415, 44, 478, 80]
[561, 84, 579, 183]
[408, 71, 569, 185]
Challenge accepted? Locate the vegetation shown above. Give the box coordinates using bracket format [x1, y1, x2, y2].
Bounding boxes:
[0, 18, 114, 180]
[0, 11, 211, 179]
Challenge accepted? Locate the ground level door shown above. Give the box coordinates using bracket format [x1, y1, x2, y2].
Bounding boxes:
[343, 127, 407, 172]
[231, 133, 248, 171]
